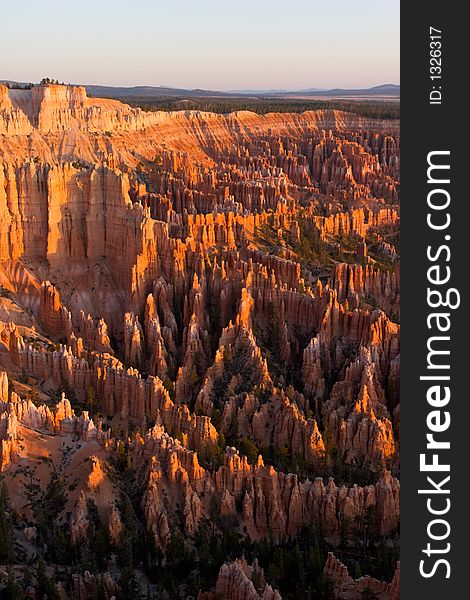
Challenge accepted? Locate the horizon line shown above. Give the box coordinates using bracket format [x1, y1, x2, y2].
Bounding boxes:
[2, 78, 401, 93]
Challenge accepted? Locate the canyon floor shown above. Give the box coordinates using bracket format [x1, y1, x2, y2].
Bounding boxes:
[0, 83, 400, 599]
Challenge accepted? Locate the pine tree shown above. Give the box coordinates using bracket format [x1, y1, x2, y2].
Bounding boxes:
[2, 569, 24, 600]
[0, 481, 15, 563]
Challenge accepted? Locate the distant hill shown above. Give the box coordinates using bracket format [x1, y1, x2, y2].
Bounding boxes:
[1, 80, 399, 100]
[85, 85, 246, 99]
[275, 84, 400, 98]
[86, 83, 399, 100]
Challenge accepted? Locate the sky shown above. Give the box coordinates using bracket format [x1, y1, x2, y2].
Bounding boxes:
[1, 0, 399, 91]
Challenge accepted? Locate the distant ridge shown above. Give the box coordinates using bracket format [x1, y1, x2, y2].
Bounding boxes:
[1, 80, 399, 100]
[277, 84, 400, 98]
[85, 85, 247, 99]
[86, 83, 400, 99]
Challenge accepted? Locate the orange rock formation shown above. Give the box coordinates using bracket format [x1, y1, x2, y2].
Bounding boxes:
[0, 83, 399, 599]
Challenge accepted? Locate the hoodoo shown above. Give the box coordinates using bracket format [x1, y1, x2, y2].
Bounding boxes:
[0, 81, 400, 599]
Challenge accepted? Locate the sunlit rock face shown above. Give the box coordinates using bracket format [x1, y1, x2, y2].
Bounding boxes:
[0, 83, 399, 599]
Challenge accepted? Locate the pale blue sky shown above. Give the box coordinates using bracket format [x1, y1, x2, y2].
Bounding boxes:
[2, 0, 399, 90]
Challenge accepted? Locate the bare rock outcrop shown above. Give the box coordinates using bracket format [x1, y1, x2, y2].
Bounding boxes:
[213, 558, 282, 600]
[323, 552, 400, 600]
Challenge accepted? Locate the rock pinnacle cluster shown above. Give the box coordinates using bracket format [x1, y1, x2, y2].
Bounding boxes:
[0, 83, 400, 599]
